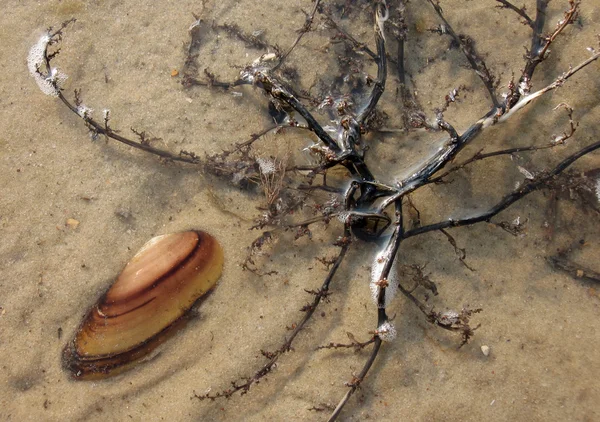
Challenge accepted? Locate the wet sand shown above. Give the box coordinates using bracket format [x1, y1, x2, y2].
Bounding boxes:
[1, 1, 599, 421]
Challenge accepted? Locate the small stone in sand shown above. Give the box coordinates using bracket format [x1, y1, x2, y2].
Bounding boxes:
[66, 218, 80, 229]
[481, 345, 490, 356]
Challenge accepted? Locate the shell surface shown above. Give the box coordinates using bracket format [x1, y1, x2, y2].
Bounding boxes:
[63, 230, 223, 379]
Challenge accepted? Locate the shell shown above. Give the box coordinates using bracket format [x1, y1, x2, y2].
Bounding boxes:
[63, 230, 223, 380]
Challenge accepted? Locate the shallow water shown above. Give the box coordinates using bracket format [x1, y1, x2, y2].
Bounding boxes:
[1, 1, 599, 421]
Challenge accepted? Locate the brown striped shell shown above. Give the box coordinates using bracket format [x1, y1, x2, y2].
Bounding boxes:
[63, 230, 223, 380]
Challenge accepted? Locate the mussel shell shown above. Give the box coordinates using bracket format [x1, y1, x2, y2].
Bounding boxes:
[63, 230, 223, 379]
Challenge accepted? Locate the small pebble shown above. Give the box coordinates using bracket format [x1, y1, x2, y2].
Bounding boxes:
[481, 345, 490, 356]
[66, 218, 80, 229]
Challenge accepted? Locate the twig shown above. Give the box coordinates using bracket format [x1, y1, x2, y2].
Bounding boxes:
[316, 332, 376, 352]
[273, 0, 323, 70]
[328, 337, 382, 421]
[495, 0, 534, 27]
[195, 225, 352, 400]
[428, 0, 500, 108]
[547, 255, 600, 283]
[429, 103, 578, 184]
[404, 139, 600, 239]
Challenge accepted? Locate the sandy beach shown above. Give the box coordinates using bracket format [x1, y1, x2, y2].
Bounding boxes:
[1, 1, 599, 420]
